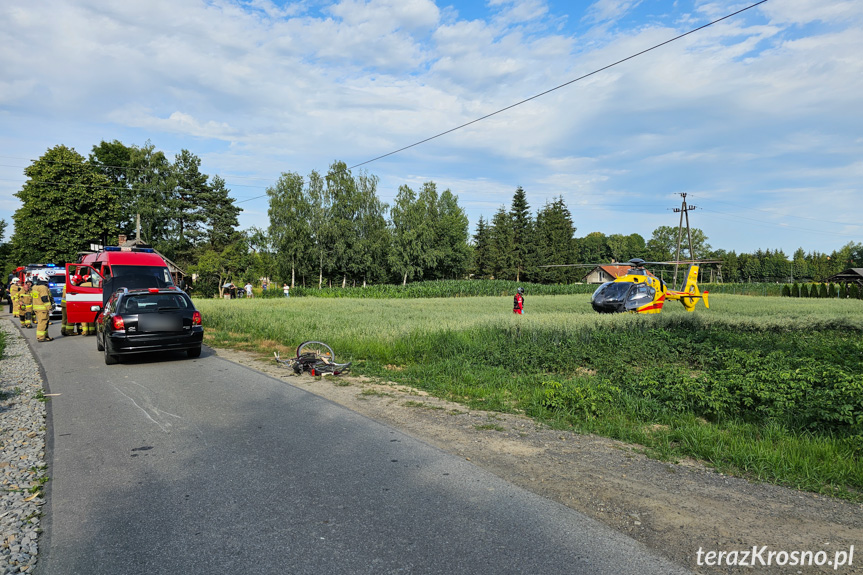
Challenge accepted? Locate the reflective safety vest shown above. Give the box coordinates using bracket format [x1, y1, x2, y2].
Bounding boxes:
[19, 288, 33, 311]
[31, 284, 52, 312]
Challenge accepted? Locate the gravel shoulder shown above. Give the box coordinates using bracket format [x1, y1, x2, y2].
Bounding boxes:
[215, 347, 863, 575]
[1, 319, 47, 574]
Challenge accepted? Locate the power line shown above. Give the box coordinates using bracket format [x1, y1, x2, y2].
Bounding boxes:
[348, 0, 769, 170]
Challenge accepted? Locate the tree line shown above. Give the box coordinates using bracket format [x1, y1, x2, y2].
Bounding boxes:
[2, 142, 861, 291]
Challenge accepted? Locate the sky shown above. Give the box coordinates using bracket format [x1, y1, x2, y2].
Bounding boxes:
[1, 0, 861, 257]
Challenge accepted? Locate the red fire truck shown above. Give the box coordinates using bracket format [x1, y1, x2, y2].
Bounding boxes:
[64, 247, 174, 324]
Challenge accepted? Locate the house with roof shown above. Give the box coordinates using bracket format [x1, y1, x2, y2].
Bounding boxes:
[824, 268, 863, 289]
[582, 264, 655, 284]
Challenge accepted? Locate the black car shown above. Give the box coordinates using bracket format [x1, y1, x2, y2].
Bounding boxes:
[95, 287, 203, 365]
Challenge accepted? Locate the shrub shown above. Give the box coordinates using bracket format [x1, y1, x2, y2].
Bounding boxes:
[819, 283, 829, 298]
[791, 282, 800, 297]
[781, 284, 791, 297]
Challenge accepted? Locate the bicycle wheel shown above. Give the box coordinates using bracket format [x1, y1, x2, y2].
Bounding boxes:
[296, 341, 335, 362]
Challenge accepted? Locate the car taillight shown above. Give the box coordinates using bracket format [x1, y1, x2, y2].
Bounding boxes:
[192, 311, 202, 326]
[111, 316, 125, 331]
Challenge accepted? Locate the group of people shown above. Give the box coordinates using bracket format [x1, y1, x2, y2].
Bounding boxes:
[221, 281, 291, 298]
[7, 277, 55, 342]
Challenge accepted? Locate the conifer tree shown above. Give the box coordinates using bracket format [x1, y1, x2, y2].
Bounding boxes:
[509, 186, 534, 282]
[471, 216, 493, 279]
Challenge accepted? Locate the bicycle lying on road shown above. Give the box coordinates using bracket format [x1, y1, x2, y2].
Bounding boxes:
[274, 341, 352, 376]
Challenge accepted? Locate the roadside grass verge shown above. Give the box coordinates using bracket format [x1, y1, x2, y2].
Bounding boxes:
[196, 293, 863, 499]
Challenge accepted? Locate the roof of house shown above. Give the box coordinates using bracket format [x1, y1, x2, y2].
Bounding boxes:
[825, 268, 863, 282]
[585, 265, 656, 279]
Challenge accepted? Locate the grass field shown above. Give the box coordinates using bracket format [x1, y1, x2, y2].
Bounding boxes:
[196, 291, 863, 499]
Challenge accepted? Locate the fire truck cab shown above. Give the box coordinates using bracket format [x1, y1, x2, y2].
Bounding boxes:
[65, 247, 174, 324]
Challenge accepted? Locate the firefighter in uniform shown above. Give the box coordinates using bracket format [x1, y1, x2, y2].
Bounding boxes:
[9, 278, 22, 320]
[79, 274, 96, 335]
[60, 277, 80, 336]
[19, 279, 34, 328]
[32, 280, 54, 342]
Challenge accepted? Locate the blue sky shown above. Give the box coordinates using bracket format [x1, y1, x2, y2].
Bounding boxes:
[1, 0, 861, 256]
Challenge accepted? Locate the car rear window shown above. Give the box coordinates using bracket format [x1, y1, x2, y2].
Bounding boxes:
[119, 293, 192, 314]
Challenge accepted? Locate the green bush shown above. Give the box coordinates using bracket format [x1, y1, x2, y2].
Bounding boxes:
[791, 282, 800, 297]
[782, 284, 791, 297]
[819, 283, 829, 298]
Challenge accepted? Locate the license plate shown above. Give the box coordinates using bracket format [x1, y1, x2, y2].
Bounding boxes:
[138, 315, 183, 332]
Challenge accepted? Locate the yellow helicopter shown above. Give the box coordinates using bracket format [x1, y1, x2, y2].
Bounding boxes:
[589, 258, 709, 314]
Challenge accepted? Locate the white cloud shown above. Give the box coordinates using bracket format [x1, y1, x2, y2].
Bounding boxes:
[0, 0, 861, 253]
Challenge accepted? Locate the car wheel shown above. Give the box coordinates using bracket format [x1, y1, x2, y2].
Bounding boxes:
[104, 344, 119, 365]
[96, 332, 104, 351]
[187, 346, 202, 359]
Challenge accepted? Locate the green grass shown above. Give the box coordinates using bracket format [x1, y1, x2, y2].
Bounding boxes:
[196, 292, 863, 499]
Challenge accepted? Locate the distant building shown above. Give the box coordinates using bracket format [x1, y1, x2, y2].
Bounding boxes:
[824, 268, 863, 288]
[582, 264, 655, 284]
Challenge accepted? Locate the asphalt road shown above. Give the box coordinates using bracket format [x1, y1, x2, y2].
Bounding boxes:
[26, 326, 692, 575]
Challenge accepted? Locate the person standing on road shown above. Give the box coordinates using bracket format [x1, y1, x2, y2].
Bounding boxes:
[60, 278, 82, 336]
[19, 279, 34, 328]
[78, 274, 96, 336]
[6, 278, 13, 315]
[32, 280, 54, 342]
[9, 278, 22, 317]
[513, 287, 525, 315]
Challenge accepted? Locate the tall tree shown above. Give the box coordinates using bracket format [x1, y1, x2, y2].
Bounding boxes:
[352, 169, 389, 286]
[202, 175, 242, 250]
[509, 186, 534, 282]
[389, 185, 435, 285]
[471, 216, 493, 279]
[11, 145, 119, 264]
[127, 141, 173, 245]
[267, 171, 312, 288]
[89, 140, 135, 230]
[325, 161, 360, 287]
[306, 170, 333, 288]
[431, 188, 470, 280]
[489, 206, 515, 280]
[170, 149, 209, 251]
[534, 197, 578, 283]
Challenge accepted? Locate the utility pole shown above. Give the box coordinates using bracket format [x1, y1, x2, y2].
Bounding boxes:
[672, 193, 696, 287]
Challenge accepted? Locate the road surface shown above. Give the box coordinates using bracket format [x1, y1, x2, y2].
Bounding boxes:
[27, 328, 691, 575]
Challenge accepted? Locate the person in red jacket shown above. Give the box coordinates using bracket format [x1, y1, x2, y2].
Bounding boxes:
[513, 287, 524, 314]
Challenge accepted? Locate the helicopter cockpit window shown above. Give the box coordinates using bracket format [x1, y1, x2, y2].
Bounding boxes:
[631, 283, 654, 300]
[592, 282, 631, 303]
